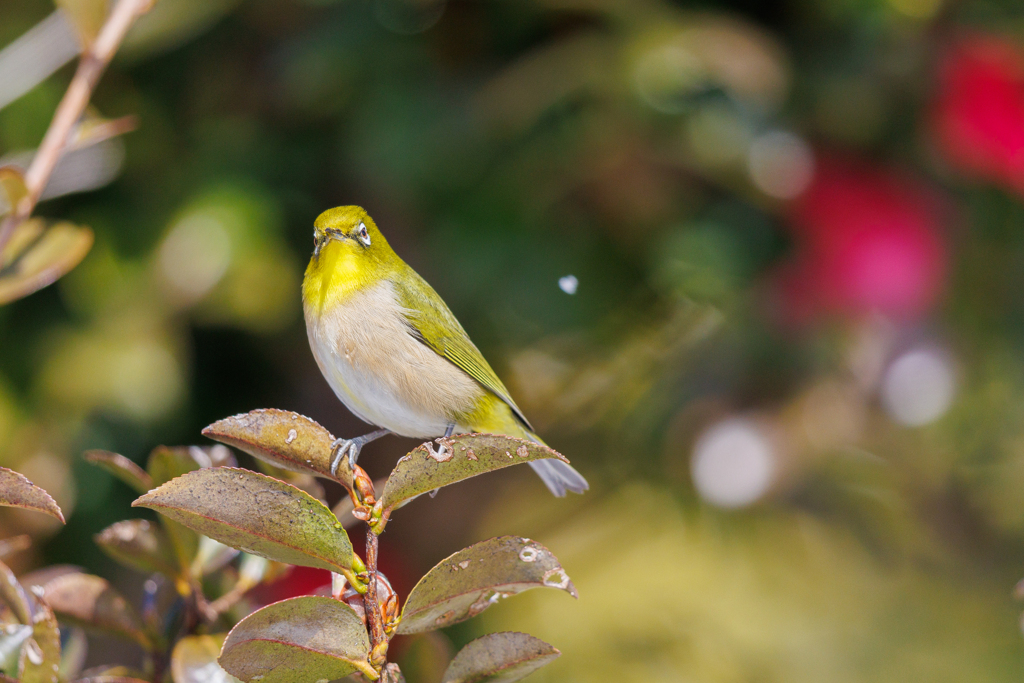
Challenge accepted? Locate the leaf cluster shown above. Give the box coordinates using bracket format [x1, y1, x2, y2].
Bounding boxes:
[0, 409, 580, 683]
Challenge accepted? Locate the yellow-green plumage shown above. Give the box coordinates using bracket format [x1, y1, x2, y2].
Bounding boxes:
[302, 206, 587, 496]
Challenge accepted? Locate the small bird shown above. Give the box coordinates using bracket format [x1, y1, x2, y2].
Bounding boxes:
[302, 206, 588, 496]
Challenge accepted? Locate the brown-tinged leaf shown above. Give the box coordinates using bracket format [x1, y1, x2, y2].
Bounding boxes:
[40, 574, 150, 648]
[146, 445, 234, 571]
[219, 596, 373, 682]
[147, 446, 235, 486]
[0, 167, 27, 217]
[18, 601, 60, 683]
[95, 520, 178, 577]
[83, 451, 152, 494]
[0, 536, 32, 559]
[74, 679, 150, 683]
[171, 634, 240, 683]
[0, 222, 93, 306]
[0, 559, 30, 624]
[202, 410, 354, 491]
[398, 536, 576, 635]
[380, 434, 571, 517]
[55, 0, 108, 47]
[132, 468, 362, 580]
[18, 566, 82, 595]
[0, 468, 64, 523]
[441, 633, 560, 683]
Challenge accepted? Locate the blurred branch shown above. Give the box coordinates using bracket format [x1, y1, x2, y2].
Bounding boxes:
[0, 0, 152, 256]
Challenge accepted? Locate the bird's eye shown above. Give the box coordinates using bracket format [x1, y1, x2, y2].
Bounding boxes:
[357, 222, 371, 246]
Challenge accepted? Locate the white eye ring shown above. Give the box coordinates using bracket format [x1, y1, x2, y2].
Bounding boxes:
[357, 221, 371, 246]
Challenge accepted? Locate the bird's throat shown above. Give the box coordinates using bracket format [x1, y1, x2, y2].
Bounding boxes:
[303, 243, 369, 313]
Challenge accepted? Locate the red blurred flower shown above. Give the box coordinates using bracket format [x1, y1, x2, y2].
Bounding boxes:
[250, 565, 331, 604]
[776, 158, 946, 323]
[932, 35, 1024, 193]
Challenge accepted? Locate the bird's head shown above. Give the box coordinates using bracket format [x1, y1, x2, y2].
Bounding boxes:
[311, 206, 390, 261]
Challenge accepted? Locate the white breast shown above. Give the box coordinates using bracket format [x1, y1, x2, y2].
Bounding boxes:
[304, 280, 483, 439]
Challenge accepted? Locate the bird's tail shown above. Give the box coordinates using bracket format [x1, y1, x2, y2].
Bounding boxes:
[517, 428, 588, 497]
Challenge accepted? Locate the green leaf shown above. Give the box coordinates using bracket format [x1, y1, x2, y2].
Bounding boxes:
[18, 602, 60, 683]
[39, 574, 150, 649]
[202, 409, 355, 492]
[83, 451, 152, 495]
[440, 633, 560, 683]
[0, 468, 64, 524]
[0, 221, 93, 306]
[54, 0, 109, 47]
[171, 634, 241, 683]
[219, 596, 374, 682]
[379, 434, 572, 518]
[398, 536, 577, 635]
[0, 558, 31, 624]
[94, 520, 178, 577]
[133, 468, 363, 581]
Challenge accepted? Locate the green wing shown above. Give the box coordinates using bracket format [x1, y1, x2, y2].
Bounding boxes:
[391, 268, 534, 431]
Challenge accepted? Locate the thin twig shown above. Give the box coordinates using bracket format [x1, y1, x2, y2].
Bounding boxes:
[363, 527, 388, 671]
[0, 0, 151, 255]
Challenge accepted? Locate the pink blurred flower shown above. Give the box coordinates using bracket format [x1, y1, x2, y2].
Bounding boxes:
[932, 35, 1024, 193]
[776, 158, 947, 323]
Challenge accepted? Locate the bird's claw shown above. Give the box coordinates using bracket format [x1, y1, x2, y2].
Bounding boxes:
[329, 437, 363, 475]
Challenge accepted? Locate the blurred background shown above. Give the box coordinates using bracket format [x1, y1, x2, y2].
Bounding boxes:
[4, 0, 1024, 679]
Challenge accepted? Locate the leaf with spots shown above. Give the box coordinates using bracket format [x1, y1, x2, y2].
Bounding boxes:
[132, 468, 363, 584]
[219, 596, 375, 682]
[0, 468, 64, 524]
[379, 434, 571, 521]
[202, 409, 355, 493]
[40, 574, 150, 649]
[441, 632, 559, 683]
[94, 520, 178, 577]
[398, 536, 577, 635]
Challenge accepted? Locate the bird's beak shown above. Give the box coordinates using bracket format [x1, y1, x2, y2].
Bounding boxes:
[314, 229, 346, 256]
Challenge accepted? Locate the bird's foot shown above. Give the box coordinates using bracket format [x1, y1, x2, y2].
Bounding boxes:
[329, 438, 363, 475]
[329, 428, 392, 475]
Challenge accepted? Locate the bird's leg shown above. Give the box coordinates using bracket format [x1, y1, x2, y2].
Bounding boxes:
[330, 428, 391, 474]
[443, 423, 455, 438]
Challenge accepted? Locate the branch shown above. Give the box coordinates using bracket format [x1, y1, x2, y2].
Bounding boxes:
[0, 0, 151, 255]
[363, 527, 388, 673]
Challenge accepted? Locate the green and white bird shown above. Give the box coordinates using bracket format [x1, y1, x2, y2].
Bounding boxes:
[302, 206, 588, 496]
